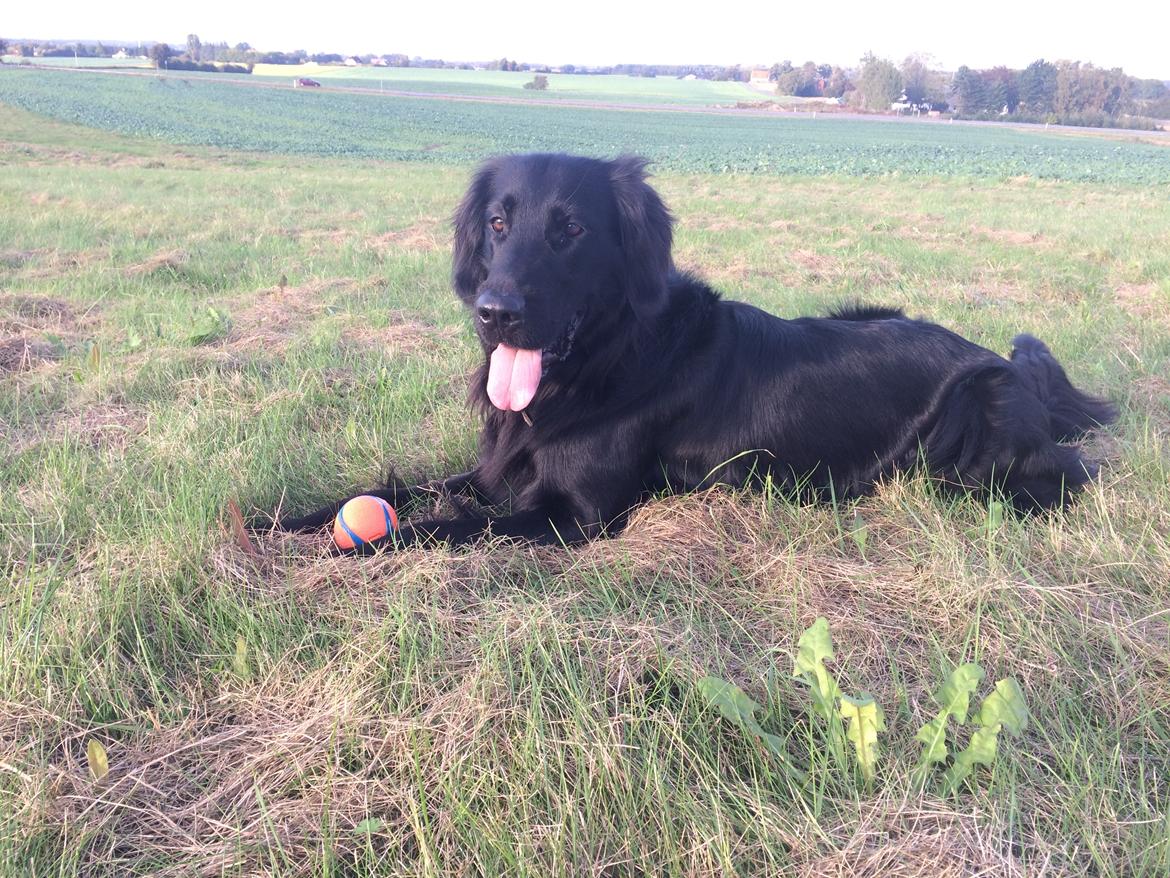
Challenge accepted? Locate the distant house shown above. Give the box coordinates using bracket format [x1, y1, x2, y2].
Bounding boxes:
[749, 69, 771, 84]
[112, 48, 129, 60]
[344, 56, 361, 67]
[681, 73, 697, 81]
[371, 56, 388, 66]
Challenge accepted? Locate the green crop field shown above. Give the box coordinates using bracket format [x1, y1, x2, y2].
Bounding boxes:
[2, 67, 1170, 182]
[1, 70, 1169, 877]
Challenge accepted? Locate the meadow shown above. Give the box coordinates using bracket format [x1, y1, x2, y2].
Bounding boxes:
[0, 57, 152, 69]
[1, 70, 1169, 877]
[250, 63, 775, 106]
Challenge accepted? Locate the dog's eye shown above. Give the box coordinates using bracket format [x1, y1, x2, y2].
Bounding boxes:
[490, 216, 505, 233]
[565, 222, 584, 238]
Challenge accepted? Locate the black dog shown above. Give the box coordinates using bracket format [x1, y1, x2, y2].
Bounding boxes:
[273, 153, 1116, 551]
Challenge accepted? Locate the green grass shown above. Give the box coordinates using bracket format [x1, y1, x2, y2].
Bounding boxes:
[3, 67, 1170, 182]
[1, 101, 1169, 876]
[1, 56, 153, 69]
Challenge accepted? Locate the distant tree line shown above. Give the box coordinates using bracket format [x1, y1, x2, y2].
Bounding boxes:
[770, 53, 1168, 127]
[4, 34, 1166, 126]
[950, 59, 1167, 126]
[2, 39, 117, 58]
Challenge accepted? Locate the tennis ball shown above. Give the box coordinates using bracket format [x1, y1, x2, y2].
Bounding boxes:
[333, 495, 399, 550]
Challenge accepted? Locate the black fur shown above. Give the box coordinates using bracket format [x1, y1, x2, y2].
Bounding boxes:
[271, 153, 1117, 551]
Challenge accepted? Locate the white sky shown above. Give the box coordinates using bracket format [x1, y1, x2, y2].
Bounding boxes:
[6, 0, 1168, 79]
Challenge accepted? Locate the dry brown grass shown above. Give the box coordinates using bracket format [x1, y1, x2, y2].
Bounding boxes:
[3, 394, 1161, 875]
[799, 793, 1028, 877]
[290, 219, 446, 256]
[969, 226, 1046, 247]
[345, 311, 461, 358]
[38, 664, 420, 876]
[1113, 282, 1169, 326]
[0, 335, 60, 375]
[4, 401, 148, 456]
[365, 219, 447, 253]
[222, 278, 355, 352]
[0, 293, 85, 334]
[123, 248, 190, 277]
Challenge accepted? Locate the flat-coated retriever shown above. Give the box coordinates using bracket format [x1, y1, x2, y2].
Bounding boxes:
[272, 153, 1116, 552]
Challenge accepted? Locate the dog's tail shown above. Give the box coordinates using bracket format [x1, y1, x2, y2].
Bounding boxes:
[1010, 334, 1117, 441]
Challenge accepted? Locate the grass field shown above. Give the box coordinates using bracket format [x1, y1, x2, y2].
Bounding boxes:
[1, 56, 152, 69]
[250, 64, 773, 106]
[2, 74, 1170, 877]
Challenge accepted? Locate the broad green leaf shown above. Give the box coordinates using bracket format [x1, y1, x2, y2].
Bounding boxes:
[697, 675, 761, 727]
[696, 676, 806, 782]
[86, 739, 109, 781]
[793, 617, 835, 677]
[913, 663, 985, 782]
[756, 730, 788, 759]
[849, 510, 868, 557]
[232, 635, 251, 681]
[939, 679, 1028, 795]
[941, 722, 1001, 794]
[793, 617, 841, 721]
[934, 663, 986, 725]
[189, 306, 232, 346]
[838, 692, 885, 783]
[353, 818, 385, 834]
[976, 678, 1029, 736]
[986, 501, 1005, 531]
[914, 714, 951, 765]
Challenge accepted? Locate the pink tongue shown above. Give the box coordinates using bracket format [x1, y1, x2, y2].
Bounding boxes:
[487, 344, 542, 411]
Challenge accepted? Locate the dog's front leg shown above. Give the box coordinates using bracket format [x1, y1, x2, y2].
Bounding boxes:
[340, 504, 604, 554]
[262, 469, 482, 533]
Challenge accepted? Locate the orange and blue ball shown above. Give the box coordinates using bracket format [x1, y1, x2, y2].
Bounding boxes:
[333, 495, 399, 550]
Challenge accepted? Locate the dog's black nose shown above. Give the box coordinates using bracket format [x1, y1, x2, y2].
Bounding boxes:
[475, 291, 525, 329]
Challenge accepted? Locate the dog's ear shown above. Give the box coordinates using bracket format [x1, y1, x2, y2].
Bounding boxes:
[609, 156, 673, 320]
[451, 159, 498, 301]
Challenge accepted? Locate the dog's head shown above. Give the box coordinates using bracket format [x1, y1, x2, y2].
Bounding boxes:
[452, 153, 673, 412]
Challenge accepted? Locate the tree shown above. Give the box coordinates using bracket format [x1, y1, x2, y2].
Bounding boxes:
[523, 74, 549, 90]
[856, 53, 902, 111]
[901, 55, 930, 104]
[901, 54, 950, 108]
[186, 33, 201, 62]
[1132, 78, 1167, 101]
[951, 65, 992, 115]
[984, 67, 1019, 113]
[0, 37, 8, 56]
[1053, 61, 1130, 119]
[1147, 95, 1170, 120]
[149, 42, 173, 69]
[1093, 67, 1131, 117]
[776, 61, 821, 97]
[1018, 59, 1057, 114]
[824, 66, 853, 99]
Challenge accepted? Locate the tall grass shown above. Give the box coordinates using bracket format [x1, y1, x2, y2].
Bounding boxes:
[1, 106, 1168, 876]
